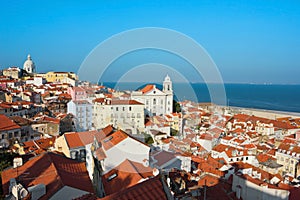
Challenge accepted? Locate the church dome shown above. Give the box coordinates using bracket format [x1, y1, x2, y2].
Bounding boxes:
[23, 54, 36, 73]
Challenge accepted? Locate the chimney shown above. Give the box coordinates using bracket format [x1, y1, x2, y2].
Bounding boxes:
[13, 157, 23, 168]
[9, 178, 17, 193]
[153, 168, 159, 176]
[12, 184, 29, 200]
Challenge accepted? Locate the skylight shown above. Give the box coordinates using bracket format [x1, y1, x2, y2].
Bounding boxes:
[103, 136, 113, 143]
[107, 173, 118, 181]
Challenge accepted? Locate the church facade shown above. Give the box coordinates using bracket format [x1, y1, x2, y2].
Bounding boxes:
[131, 75, 173, 116]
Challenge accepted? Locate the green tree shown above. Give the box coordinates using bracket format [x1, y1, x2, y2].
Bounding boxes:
[144, 134, 154, 145]
[170, 128, 178, 136]
[173, 100, 181, 113]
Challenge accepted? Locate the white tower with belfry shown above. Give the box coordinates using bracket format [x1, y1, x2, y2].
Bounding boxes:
[163, 74, 173, 114]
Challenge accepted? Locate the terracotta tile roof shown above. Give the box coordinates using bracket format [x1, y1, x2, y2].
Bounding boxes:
[110, 99, 143, 105]
[99, 125, 114, 137]
[102, 159, 154, 195]
[64, 133, 85, 149]
[198, 174, 220, 187]
[196, 156, 225, 177]
[212, 144, 228, 153]
[0, 114, 21, 131]
[94, 98, 105, 103]
[256, 154, 276, 163]
[58, 93, 72, 99]
[241, 143, 256, 149]
[9, 116, 32, 126]
[199, 133, 213, 140]
[64, 130, 106, 149]
[152, 150, 176, 167]
[35, 137, 56, 150]
[101, 176, 167, 200]
[41, 116, 60, 124]
[222, 136, 234, 140]
[1, 152, 94, 200]
[94, 147, 106, 160]
[22, 140, 39, 154]
[101, 130, 128, 151]
[140, 84, 155, 94]
[78, 130, 105, 145]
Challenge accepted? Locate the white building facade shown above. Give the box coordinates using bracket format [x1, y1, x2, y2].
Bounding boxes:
[93, 98, 145, 134]
[131, 75, 173, 116]
[67, 100, 93, 131]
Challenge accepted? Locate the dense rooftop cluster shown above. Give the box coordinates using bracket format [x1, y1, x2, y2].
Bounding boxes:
[1, 57, 300, 199]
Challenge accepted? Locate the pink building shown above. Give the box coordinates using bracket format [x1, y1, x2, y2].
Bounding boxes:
[67, 86, 87, 101]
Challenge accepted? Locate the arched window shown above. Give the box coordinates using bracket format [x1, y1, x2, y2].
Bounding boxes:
[153, 98, 156, 105]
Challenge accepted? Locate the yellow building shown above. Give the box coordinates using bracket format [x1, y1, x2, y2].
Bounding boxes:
[36, 71, 78, 83]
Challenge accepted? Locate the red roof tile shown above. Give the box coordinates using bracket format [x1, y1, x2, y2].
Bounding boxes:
[0, 114, 21, 131]
[94, 147, 106, 160]
[101, 130, 128, 151]
[141, 84, 155, 94]
[64, 133, 85, 149]
[1, 152, 94, 200]
[101, 176, 167, 200]
[35, 137, 56, 150]
[152, 150, 176, 167]
[102, 159, 153, 195]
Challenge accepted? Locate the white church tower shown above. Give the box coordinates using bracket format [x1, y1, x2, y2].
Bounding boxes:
[23, 54, 36, 74]
[163, 75, 173, 114]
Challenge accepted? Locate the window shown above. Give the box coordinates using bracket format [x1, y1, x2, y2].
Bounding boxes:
[70, 151, 79, 160]
[116, 107, 119, 111]
[129, 106, 132, 111]
[13, 132, 18, 137]
[122, 107, 125, 111]
[153, 99, 156, 105]
[146, 100, 149, 105]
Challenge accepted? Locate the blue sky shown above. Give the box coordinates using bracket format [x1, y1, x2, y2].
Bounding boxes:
[1, 0, 300, 84]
